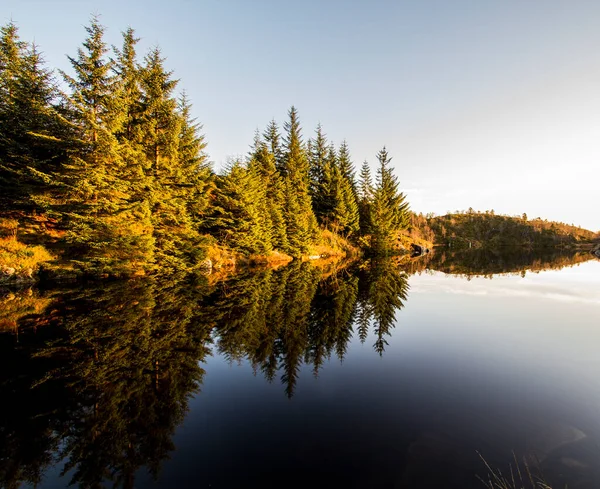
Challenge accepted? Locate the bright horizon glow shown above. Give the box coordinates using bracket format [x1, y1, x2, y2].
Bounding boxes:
[4, 0, 599, 230]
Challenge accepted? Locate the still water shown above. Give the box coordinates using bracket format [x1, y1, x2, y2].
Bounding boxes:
[1, 250, 599, 489]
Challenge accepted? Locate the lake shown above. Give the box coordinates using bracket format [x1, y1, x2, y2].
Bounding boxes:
[1, 249, 599, 489]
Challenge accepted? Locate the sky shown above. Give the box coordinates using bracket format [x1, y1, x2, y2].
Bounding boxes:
[4, 0, 600, 230]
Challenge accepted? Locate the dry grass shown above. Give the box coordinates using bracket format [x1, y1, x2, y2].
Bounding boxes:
[0, 236, 53, 278]
[478, 453, 553, 489]
[309, 229, 361, 258]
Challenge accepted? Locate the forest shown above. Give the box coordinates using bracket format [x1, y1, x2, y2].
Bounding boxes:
[1, 18, 597, 283]
[0, 18, 410, 281]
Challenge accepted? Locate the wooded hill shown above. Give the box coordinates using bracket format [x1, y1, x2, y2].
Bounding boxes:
[407, 211, 597, 250]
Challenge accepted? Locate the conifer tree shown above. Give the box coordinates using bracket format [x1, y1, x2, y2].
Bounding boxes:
[358, 160, 374, 235]
[263, 119, 284, 174]
[333, 165, 360, 236]
[112, 27, 141, 142]
[204, 161, 271, 254]
[138, 47, 206, 271]
[337, 139, 356, 195]
[281, 106, 318, 255]
[370, 147, 410, 254]
[0, 24, 67, 211]
[249, 139, 288, 251]
[60, 17, 155, 276]
[308, 124, 329, 222]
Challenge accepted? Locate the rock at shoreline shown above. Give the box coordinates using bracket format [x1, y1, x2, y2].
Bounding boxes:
[199, 258, 213, 274]
[1, 266, 16, 277]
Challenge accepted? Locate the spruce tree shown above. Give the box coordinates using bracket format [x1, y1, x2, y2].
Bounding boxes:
[112, 27, 142, 142]
[281, 106, 318, 255]
[370, 147, 410, 254]
[138, 47, 205, 272]
[337, 139, 356, 195]
[358, 160, 374, 235]
[60, 17, 155, 276]
[0, 24, 67, 211]
[333, 166, 360, 236]
[176, 91, 212, 227]
[308, 124, 329, 222]
[249, 139, 288, 251]
[263, 119, 284, 174]
[204, 161, 271, 254]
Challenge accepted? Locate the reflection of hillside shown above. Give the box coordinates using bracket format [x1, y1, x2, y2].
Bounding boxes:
[404, 248, 594, 278]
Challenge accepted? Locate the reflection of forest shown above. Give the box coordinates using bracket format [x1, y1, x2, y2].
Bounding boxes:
[0, 249, 590, 488]
[0, 260, 409, 488]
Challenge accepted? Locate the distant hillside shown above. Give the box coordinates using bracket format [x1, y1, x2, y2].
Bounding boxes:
[412, 211, 597, 249]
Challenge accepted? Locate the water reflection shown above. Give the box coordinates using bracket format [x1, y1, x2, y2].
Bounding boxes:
[0, 249, 596, 488]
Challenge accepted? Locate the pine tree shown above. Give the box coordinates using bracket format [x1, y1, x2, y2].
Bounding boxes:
[263, 119, 284, 174]
[326, 144, 359, 236]
[281, 106, 318, 255]
[112, 27, 141, 142]
[0, 24, 67, 211]
[308, 124, 329, 222]
[370, 147, 410, 254]
[249, 138, 288, 251]
[358, 160, 374, 235]
[337, 139, 356, 195]
[334, 166, 360, 236]
[138, 47, 206, 272]
[176, 91, 212, 226]
[204, 161, 271, 254]
[60, 17, 155, 276]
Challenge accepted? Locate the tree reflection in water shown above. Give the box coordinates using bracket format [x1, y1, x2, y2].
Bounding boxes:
[0, 249, 594, 488]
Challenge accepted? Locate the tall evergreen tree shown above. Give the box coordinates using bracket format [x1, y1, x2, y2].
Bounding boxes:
[112, 27, 141, 142]
[337, 139, 356, 195]
[358, 160, 374, 235]
[249, 138, 288, 251]
[263, 119, 284, 174]
[175, 91, 212, 227]
[308, 124, 329, 222]
[60, 17, 155, 276]
[0, 24, 67, 211]
[281, 106, 318, 255]
[138, 47, 207, 272]
[204, 161, 271, 254]
[370, 147, 410, 254]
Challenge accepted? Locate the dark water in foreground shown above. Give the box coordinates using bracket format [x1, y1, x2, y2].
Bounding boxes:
[1, 250, 600, 489]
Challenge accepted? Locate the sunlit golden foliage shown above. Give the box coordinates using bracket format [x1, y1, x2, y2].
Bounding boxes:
[0, 237, 53, 277]
[309, 228, 360, 258]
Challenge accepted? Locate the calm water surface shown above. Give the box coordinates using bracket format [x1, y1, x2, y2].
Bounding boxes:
[1, 250, 599, 488]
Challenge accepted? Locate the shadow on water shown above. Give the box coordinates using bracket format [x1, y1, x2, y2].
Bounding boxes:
[0, 248, 597, 488]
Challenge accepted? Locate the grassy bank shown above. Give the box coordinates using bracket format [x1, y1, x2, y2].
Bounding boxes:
[0, 218, 54, 282]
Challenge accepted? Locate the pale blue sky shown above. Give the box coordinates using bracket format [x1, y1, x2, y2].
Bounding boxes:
[4, 0, 600, 230]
